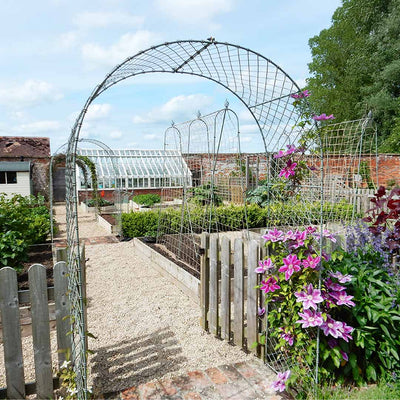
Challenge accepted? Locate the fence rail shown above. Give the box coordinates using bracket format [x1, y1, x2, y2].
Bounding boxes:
[0, 247, 86, 400]
[200, 232, 264, 356]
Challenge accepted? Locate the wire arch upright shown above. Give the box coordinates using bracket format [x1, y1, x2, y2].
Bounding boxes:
[66, 39, 323, 398]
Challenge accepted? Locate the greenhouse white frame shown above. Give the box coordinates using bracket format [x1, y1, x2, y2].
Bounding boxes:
[76, 148, 192, 190]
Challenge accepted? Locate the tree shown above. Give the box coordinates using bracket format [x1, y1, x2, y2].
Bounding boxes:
[307, 0, 400, 151]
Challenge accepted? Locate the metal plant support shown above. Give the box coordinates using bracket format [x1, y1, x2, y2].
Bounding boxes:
[66, 39, 323, 398]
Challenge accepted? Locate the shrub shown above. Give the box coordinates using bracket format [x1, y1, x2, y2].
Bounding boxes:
[132, 194, 161, 207]
[189, 183, 223, 206]
[86, 198, 114, 207]
[0, 194, 52, 269]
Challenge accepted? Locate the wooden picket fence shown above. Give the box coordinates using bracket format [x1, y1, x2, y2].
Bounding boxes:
[0, 247, 85, 400]
[200, 232, 265, 357]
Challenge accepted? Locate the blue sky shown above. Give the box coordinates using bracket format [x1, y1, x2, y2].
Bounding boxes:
[0, 0, 342, 153]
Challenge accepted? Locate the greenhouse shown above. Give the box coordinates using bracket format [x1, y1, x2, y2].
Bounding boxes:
[76, 148, 192, 190]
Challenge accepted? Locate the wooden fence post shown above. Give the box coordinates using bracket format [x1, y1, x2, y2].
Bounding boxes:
[233, 238, 244, 348]
[200, 232, 210, 330]
[29, 264, 53, 399]
[209, 235, 219, 337]
[220, 236, 231, 341]
[54, 261, 72, 367]
[247, 240, 259, 354]
[0, 267, 25, 400]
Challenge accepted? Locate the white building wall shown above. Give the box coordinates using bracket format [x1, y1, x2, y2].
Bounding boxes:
[0, 171, 31, 197]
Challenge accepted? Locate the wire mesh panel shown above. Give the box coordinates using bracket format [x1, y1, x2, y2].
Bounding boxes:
[157, 106, 249, 275]
[66, 39, 325, 397]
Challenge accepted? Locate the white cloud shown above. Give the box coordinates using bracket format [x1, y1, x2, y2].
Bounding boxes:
[133, 94, 213, 124]
[0, 80, 63, 108]
[85, 103, 112, 120]
[109, 130, 123, 139]
[74, 11, 144, 29]
[14, 120, 61, 134]
[58, 31, 80, 49]
[155, 0, 232, 27]
[144, 134, 158, 140]
[81, 31, 160, 68]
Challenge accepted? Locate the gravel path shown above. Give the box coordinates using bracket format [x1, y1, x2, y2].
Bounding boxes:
[0, 204, 259, 395]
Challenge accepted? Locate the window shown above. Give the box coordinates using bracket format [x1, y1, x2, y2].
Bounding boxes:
[0, 171, 17, 184]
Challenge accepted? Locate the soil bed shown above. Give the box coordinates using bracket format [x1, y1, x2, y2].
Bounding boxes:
[100, 213, 117, 225]
[18, 243, 54, 289]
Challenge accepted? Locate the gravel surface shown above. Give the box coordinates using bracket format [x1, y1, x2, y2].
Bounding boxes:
[0, 204, 260, 394]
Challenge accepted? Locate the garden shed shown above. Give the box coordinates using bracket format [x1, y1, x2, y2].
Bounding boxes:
[0, 161, 31, 196]
[76, 148, 192, 199]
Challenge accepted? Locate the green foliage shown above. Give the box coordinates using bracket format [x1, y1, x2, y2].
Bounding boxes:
[132, 194, 161, 207]
[0, 194, 52, 270]
[85, 198, 113, 207]
[327, 247, 400, 384]
[189, 183, 223, 206]
[307, 0, 400, 151]
[121, 201, 354, 238]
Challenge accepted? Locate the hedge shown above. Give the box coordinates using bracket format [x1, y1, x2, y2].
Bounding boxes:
[121, 201, 355, 238]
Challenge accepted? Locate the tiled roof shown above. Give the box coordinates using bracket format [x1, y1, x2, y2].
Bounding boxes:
[0, 136, 50, 158]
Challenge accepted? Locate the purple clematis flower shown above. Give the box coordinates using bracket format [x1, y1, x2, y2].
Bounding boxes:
[340, 350, 349, 362]
[325, 278, 346, 292]
[260, 276, 281, 293]
[336, 321, 354, 342]
[262, 227, 284, 243]
[283, 230, 297, 241]
[302, 254, 321, 269]
[312, 113, 335, 121]
[295, 283, 324, 310]
[258, 307, 266, 317]
[329, 271, 353, 283]
[330, 291, 355, 307]
[279, 328, 294, 346]
[306, 226, 317, 234]
[279, 254, 302, 280]
[327, 338, 338, 349]
[271, 370, 291, 392]
[321, 315, 343, 338]
[290, 89, 310, 99]
[293, 230, 307, 248]
[255, 258, 274, 273]
[296, 309, 324, 328]
[279, 160, 297, 179]
[274, 149, 286, 159]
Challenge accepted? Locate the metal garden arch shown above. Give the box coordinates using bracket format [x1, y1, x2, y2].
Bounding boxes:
[66, 39, 321, 398]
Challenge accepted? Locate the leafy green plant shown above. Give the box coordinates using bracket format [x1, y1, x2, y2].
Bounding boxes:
[132, 194, 161, 207]
[189, 183, 223, 206]
[85, 198, 113, 207]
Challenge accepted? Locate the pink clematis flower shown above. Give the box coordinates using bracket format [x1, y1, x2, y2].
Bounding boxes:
[302, 255, 321, 269]
[279, 254, 302, 280]
[284, 144, 297, 156]
[296, 309, 324, 328]
[330, 291, 355, 307]
[290, 90, 310, 99]
[293, 230, 307, 248]
[279, 160, 297, 179]
[283, 230, 297, 241]
[258, 307, 266, 317]
[312, 113, 335, 121]
[295, 284, 324, 310]
[279, 328, 294, 346]
[274, 150, 286, 159]
[321, 315, 343, 338]
[306, 226, 317, 234]
[271, 370, 291, 392]
[260, 276, 281, 293]
[329, 271, 353, 283]
[325, 278, 346, 292]
[263, 227, 284, 243]
[340, 350, 349, 362]
[337, 321, 354, 342]
[255, 258, 274, 273]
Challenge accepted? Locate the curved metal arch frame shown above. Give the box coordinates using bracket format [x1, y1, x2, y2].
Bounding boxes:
[66, 39, 323, 398]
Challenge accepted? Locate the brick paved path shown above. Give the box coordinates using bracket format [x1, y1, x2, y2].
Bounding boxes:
[103, 359, 282, 400]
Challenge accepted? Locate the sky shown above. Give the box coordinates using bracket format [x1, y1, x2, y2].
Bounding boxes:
[0, 0, 342, 153]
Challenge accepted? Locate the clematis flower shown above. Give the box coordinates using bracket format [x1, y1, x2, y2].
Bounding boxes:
[325, 278, 346, 292]
[321, 315, 343, 338]
[329, 271, 353, 283]
[306, 226, 317, 234]
[336, 321, 354, 342]
[274, 150, 286, 159]
[327, 338, 338, 349]
[290, 90, 310, 99]
[262, 227, 284, 243]
[340, 350, 349, 362]
[283, 230, 297, 241]
[258, 307, 266, 317]
[255, 258, 274, 273]
[279, 328, 294, 346]
[279, 254, 302, 280]
[293, 230, 307, 248]
[284, 144, 297, 156]
[312, 113, 335, 121]
[260, 276, 281, 293]
[279, 160, 297, 179]
[296, 309, 324, 328]
[295, 284, 324, 310]
[302, 254, 321, 269]
[330, 291, 355, 307]
[271, 370, 291, 392]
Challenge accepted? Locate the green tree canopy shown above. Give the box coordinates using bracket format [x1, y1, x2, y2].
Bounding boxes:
[307, 0, 400, 152]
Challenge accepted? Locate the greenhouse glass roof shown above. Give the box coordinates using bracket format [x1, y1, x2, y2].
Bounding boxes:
[76, 149, 192, 190]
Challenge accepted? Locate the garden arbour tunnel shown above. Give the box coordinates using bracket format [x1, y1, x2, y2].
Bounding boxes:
[65, 38, 322, 398]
